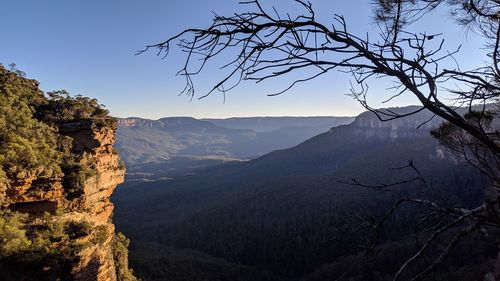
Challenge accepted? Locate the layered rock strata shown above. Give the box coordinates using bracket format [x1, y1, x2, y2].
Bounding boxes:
[1, 119, 128, 281]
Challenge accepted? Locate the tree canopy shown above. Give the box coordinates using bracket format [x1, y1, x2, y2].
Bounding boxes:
[0, 64, 112, 194]
[142, 1, 500, 279]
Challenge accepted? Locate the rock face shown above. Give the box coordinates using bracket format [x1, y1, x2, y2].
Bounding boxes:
[349, 106, 442, 139]
[60, 119, 125, 281]
[60, 120, 125, 224]
[117, 117, 156, 128]
[2, 119, 128, 281]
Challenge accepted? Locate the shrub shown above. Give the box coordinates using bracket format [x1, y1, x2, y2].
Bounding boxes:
[0, 65, 62, 181]
[91, 225, 109, 245]
[36, 90, 110, 124]
[0, 211, 31, 257]
[65, 220, 92, 240]
[113, 232, 139, 281]
[0, 65, 113, 194]
[61, 158, 96, 199]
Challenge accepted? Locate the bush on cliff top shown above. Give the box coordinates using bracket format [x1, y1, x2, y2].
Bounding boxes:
[0, 64, 62, 181]
[0, 64, 137, 280]
[36, 90, 110, 124]
[0, 64, 111, 191]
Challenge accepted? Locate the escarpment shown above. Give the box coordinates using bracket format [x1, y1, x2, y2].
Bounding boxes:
[59, 120, 126, 224]
[61, 119, 127, 281]
[0, 65, 136, 280]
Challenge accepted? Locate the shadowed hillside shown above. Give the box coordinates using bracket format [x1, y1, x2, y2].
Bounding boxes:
[113, 107, 493, 280]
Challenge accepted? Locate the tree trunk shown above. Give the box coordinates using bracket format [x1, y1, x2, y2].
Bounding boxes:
[485, 184, 500, 281]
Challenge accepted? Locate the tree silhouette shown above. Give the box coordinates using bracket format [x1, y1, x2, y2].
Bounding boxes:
[141, 1, 500, 279]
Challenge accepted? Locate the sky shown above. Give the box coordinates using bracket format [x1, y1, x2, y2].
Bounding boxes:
[0, 0, 487, 119]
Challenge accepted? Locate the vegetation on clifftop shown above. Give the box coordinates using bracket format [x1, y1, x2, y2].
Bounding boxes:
[0, 64, 112, 197]
[0, 64, 135, 280]
[36, 89, 114, 127]
[0, 64, 62, 182]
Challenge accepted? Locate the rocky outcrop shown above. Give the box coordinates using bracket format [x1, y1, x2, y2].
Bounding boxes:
[348, 106, 442, 139]
[117, 117, 157, 128]
[6, 175, 64, 213]
[59, 120, 125, 223]
[60, 119, 125, 281]
[0, 65, 136, 280]
[1, 119, 130, 281]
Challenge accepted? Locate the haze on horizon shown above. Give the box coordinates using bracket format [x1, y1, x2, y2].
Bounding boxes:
[0, 0, 486, 119]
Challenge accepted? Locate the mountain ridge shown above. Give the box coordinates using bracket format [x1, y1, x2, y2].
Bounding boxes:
[113, 106, 492, 280]
[115, 115, 355, 165]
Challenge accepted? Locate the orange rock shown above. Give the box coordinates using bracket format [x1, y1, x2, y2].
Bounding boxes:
[4, 119, 127, 281]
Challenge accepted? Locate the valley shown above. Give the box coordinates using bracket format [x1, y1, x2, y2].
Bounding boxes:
[112, 107, 494, 281]
[4, 1, 500, 280]
[115, 116, 353, 186]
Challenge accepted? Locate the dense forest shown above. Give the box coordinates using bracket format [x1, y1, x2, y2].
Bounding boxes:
[113, 108, 497, 280]
[118, 0, 500, 279]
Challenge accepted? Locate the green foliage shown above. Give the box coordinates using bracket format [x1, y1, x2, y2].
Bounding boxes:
[112, 232, 139, 281]
[37, 90, 110, 123]
[64, 220, 92, 240]
[42, 212, 66, 241]
[61, 156, 97, 198]
[0, 64, 134, 280]
[91, 225, 109, 245]
[24, 213, 68, 257]
[57, 135, 97, 198]
[0, 65, 62, 181]
[37, 89, 115, 128]
[0, 211, 31, 257]
[0, 211, 81, 259]
[34, 88, 112, 197]
[0, 64, 112, 199]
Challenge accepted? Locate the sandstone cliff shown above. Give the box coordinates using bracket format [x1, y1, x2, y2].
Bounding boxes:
[1, 119, 135, 281]
[0, 65, 136, 281]
[61, 119, 126, 281]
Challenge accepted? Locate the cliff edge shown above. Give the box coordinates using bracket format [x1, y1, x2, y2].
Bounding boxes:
[0, 65, 137, 280]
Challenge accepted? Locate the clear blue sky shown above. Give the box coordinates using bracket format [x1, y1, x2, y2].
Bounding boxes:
[0, 0, 485, 119]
